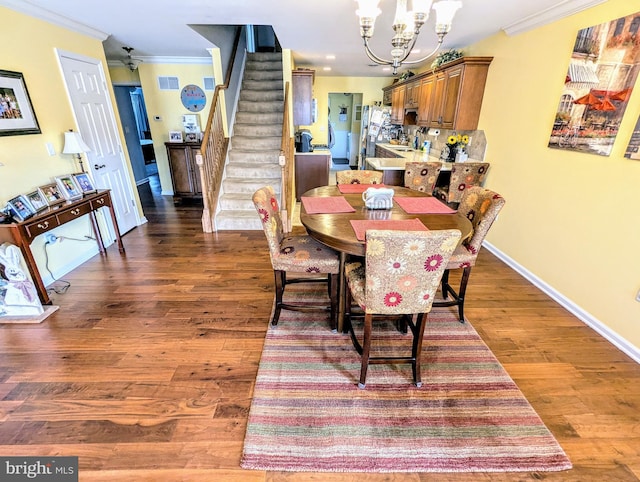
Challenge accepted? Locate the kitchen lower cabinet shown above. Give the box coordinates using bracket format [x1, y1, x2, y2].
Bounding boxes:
[295, 152, 330, 200]
[165, 142, 202, 203]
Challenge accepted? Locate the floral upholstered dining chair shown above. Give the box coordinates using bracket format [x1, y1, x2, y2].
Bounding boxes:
[344, 228, 461, 388]
[434, 186, 505, 322]
[336, 169, 383, 185]
[433, 162, 490, 208]
[404, 161, 442, 193]
[252, 186, 340, 330]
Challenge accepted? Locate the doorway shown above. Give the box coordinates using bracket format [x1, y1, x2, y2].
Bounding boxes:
[113, 85, 160, 208]
[57, 50, 139, 235]
[328, 92, 363, 169]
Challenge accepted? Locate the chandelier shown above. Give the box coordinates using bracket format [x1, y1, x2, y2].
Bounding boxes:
[355, 0, 462, 75]
[121, 46, 142, 71]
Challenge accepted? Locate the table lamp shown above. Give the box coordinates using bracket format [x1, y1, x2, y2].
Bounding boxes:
[62, 129, 91, 173]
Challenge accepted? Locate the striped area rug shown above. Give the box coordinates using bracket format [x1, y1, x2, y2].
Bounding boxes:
[241, 285, 572, 473]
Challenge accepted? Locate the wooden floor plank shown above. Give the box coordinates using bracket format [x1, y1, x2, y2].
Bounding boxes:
[0, 185, 639, 481]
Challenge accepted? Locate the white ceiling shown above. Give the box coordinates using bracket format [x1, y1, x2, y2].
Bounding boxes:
[4, 0, 606, 77]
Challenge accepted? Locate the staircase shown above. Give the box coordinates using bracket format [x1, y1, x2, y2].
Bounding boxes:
[215, 52, 284, 230]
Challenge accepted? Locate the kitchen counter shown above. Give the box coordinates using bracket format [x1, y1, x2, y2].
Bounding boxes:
[367, 143, 451, 172]
[295, 148, 332, 156]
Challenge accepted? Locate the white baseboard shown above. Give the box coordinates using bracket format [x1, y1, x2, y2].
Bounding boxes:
[41, 245, 101, 287]
[483, 241, 640, 364]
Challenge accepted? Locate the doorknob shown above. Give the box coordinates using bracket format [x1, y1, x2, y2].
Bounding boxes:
[94, 164, 106, 170]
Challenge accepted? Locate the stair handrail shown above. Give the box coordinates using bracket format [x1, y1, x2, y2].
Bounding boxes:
[280, 80, 295, 233]
[196, 27, 242, 232]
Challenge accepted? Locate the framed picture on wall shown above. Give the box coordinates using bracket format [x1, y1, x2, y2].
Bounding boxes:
[0, 70, 41, 137]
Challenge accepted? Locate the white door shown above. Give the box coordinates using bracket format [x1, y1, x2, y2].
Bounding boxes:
[57, 50, 138, 235]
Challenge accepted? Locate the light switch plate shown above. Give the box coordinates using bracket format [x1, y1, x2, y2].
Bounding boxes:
[45, 142, 56, 156]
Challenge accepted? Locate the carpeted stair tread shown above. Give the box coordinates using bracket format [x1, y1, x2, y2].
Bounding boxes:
[215, 52, 284, 231]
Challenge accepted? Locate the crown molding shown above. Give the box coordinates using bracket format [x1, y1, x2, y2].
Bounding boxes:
[0, 0, 109, 40]
[502, 0, 608, 36]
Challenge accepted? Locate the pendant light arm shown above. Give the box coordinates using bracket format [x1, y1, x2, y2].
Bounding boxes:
[395, 36, 444, 66]
[362, 38, 393, 66]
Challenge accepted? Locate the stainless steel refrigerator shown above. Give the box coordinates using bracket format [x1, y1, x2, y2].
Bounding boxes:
[358, 105, 391, 169]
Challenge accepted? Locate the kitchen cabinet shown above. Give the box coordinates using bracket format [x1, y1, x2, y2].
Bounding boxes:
[381, 57, 492, 130]
[295, 151, 330, 200]
[428, 58, 491, 130]
[292, 69, 315, 126]
[165, 142, 202, 203]
[365, 160, 404, 185]
[417, 75, 435, 127]
[404, 80, 420, 109]
[390, 85, 405, 124]
[374, 145, 403, 158]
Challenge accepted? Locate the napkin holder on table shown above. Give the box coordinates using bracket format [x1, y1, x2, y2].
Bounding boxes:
[362, 187, 394, 210]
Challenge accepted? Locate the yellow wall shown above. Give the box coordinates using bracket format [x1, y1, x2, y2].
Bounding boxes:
[466, 0, 640, 349]
[0, 7, 136, 283]
[110, 62, 214, 195]
[298, 76, 389, 145]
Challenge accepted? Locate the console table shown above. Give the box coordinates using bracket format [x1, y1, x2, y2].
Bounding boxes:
[0, 189, 125, 305]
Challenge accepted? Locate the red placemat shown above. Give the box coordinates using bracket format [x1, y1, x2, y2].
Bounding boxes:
[394, 196, 457, 214]
[350, 218, 428, 241]
[337, 183, 385, 194]
[301, 196, 356, 214]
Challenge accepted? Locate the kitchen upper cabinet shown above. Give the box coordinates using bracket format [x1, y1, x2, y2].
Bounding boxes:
[390, 85, 406, 124]
[404, 80, 420, 109]
[292, 69, 314, 125]
[430, 65, 462, 129]
[381, 57, 492, 130]
[429, 58, 491, 130]
[417, 75, 435, 127]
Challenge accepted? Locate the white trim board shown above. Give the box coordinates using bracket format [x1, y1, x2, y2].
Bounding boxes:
[483, 241, 640, 365]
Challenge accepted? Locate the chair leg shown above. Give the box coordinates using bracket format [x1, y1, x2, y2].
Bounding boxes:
[358, 313, 373, 389]
[441, 270, 450, 300]
[270, 270, 285, 326]
[411, 313, 427, 387]
[329, 273, 339, 332]
[456, 266, 472, 323]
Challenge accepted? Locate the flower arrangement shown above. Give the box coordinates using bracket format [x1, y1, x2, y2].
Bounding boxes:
[446, 133, 469, 152]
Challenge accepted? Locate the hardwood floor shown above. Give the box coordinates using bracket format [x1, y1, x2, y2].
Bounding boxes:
[1, 187, 639, 481]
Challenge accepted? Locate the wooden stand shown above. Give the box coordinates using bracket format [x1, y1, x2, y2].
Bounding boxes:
[0, 189, 124, 305]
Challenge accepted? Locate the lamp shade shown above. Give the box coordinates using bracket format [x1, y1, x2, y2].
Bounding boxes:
[62, 130, 90, 154]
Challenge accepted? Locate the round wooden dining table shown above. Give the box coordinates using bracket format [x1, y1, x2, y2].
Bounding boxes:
[299, 185, 473, 332]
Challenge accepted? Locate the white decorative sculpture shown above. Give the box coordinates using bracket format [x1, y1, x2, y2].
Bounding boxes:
[0, 243, 44, 317]
[362, 187, 395, 210]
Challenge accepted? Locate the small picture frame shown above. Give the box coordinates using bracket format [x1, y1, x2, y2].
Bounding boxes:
[185, 132, 198, 143]
[38, 183, 65, 206]
[7, 194, 35, 221]
[169, 130, 183, 143]
[73, 172, 96, 194]
[24, 190, 48, 212]
[55, 175, 83, 201]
